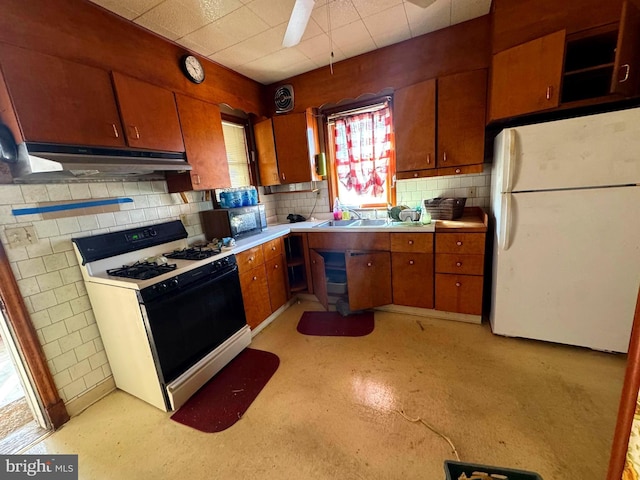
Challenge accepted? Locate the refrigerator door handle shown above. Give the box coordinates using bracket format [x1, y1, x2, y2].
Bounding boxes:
[503, 129, 516, 193]
[499, 193, 513, 251]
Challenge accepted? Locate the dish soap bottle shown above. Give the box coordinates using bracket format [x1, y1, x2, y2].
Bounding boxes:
[333, 198, 342, 220]
[420, 199, 431, 224]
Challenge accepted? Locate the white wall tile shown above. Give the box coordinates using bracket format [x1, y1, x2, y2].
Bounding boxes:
[43, 253, 68, 272]
[68, 184, 91, 200]
[88, 350, 108, 370]
[21, 185, 48, 204]
[17, 277, 40, 297]
[36, 272, 64, 292]
[62, 378, 86, 400]
[75, 342, 97, 362]
[0, 185, 24, 205]
[56, 218, 81, 235]
[77, 215, 99, 231]
[54, 284, 78, 303]
[41, 320, 69, 343]
[46, 185, 72, 201]
[17, 258, 46, 278]
[48, 303, 74, 323]
[65, 313, 88, 333]
[59, 331, 82, 354]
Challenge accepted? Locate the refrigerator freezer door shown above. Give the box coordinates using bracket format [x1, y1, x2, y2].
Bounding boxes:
[490, 185, 640, 352]
[508, 107, 640, 192]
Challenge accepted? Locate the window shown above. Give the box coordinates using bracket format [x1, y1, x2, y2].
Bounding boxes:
[221, 120, 251, 187]
[326, 101, 396, 207]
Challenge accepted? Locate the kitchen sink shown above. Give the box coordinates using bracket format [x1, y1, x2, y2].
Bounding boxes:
[348, 219, 389, 227]
[314, 219, 357, 228]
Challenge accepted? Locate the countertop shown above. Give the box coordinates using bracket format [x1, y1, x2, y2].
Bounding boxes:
[229, 207, 487, 255]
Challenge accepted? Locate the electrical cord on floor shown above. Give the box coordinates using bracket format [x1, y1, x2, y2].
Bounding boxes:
[395, 408, 461, 461]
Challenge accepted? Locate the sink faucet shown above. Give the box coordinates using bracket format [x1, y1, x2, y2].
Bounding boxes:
[342, 207, 362, 219]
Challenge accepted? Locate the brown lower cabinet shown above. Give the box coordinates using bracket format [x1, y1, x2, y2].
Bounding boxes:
[237, 237, 289, 330]
[391, 252, 434, 309]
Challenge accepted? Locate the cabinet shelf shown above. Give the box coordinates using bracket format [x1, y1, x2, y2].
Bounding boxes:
[564, 63, 615, 77]
[289, 279, 308, 293]
[286, 257, 305, 267]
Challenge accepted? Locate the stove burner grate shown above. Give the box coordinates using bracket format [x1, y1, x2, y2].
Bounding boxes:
[164, 246, 221, 261]
[107, 262, 177, 280]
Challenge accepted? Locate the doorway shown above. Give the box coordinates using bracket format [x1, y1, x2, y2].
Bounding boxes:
[0, 310, 48, 453]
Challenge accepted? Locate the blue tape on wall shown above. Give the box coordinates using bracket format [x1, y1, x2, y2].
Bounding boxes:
[12, 198, 134, 216]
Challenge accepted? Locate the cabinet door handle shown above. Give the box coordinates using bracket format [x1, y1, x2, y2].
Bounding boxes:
[409, 260, 414, 265]
[546, 86, 553, 100]
[367, 262, 372, 267]
[281, 172, 286, 181]
[274, 264, 279, 269]
[253, 276, 258, 281]
[443, 152, 447, 162]
[408, 240, 414, 245]
[455, 282, 461, 287]
[426, 153, 431, 165]
[456, 262, 462, 267]
[620, 64, 631, 83]
[111, 123, 119, 138]
[456, 241, 463, 246]
[133, 126, 140, 139]
[312, 260, 316, 264]
[192, 174, 200, 185]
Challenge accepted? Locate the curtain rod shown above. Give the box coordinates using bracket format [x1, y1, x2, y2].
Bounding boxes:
[326, 98, 391, 122]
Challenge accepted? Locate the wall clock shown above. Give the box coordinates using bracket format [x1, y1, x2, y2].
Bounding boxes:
[180, 55, 205, 84]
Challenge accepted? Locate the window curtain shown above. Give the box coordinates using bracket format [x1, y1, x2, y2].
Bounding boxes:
[333, 105, 391, 197]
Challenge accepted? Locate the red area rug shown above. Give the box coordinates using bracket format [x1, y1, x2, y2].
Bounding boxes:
[170, 348, 279, 433]
[297, 311, 375, 337]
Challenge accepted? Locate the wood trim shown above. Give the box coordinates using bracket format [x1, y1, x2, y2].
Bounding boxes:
[0, 242, 69, 429]
[607, 286, 640, 480]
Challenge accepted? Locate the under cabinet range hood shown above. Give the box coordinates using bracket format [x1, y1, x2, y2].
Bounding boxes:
[0, 128, 191, 183]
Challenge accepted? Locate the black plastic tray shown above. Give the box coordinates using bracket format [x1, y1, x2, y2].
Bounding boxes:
[444, 460, 543, 480]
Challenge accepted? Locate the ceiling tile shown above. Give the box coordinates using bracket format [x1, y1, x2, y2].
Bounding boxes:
[184, 6, 269, 54]
[329, 19, 375, 52]
[371, 28, 412, 49]
[134, 15, 181, 41]
[246, 0, 296, 27]
[352, 0, 402, 18]
[307, 48, 348, 68]
[450, 0, 491, 24]
[405, 0, 451, 37]
[178, 0, 243, 22]
[300, 18, 324, 41]
[175, 36, 213, 56]
[297, 32, 333, 59]
[134, 0, 213, 38]
[339, 38, 378, 58]
[210, 23, 288, 67]
[91, 0, 165, 18]
[362, 3, 410, 38]
[89, 0, 139, 20]
[312, 0, 361, 32]
[244, 48, 310, 72]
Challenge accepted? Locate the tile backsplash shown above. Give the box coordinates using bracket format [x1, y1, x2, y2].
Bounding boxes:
[0, 181, 211, 408]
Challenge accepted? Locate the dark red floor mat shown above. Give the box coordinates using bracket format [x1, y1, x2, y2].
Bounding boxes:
[297, 311, 374, 337]
[170, 348, 279, 433]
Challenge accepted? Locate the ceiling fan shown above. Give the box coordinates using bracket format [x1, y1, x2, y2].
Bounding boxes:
[282, 0, 435, 48]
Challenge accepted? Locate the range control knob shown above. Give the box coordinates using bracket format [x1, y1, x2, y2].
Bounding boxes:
[169, 278, 179, 288]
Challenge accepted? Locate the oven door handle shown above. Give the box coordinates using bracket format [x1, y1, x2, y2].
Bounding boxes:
[141, 265, 239, 305]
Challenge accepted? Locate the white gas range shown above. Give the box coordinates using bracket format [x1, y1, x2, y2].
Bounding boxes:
[73, 220, 251, 411]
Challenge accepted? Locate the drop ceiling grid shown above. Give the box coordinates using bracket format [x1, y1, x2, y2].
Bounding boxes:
[88, 0, 491, 84]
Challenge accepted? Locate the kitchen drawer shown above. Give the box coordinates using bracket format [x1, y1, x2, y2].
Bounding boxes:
[390, 233, 433, 253]
[435, 273, 483, 315]
[436, 233, 485, 255]
[263, 237, 283, 262]
[307, 232, 390, 251]
[435, 253, 484, 275]
[236, 245, 264, 274]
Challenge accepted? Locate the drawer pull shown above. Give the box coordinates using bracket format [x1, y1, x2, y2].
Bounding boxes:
[456, 241, 463, 246]
[274, 264, 279, 269]
[455, 282, 461, 287]
[249, 256, 254, 262]
[271, 246, 276, 250]
[253, 276, 258, 281]
[367, 262, 372, 267]
[413, 172, 418, 178]
[455, 168, 461, 174]
[409, 260, 414, 265]
[456, 262, 462, 267]
[408, 240, 414, 245]
[312, 260, 316, 264]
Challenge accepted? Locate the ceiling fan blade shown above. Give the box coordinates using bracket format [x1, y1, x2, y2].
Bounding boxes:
[282, 0, 316, 48]
[406, 0, 437, 7]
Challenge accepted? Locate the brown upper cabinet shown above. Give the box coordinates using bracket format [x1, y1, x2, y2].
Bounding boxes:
[0, 44, 125, 147]
[489, 30, 566, 121]
[255, 109, 321, 185]
[490, 0, 640, 121]
[111, 72, 184, 152]
[395, 69, 487, 178]
[166, 95, 230, 193]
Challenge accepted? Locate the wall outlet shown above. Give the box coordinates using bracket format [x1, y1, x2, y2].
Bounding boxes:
[5, 226, 38, 248]
[467, 187, 477, 198]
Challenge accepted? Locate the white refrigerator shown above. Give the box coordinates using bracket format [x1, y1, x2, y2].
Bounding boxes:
[490, 107, 640, 353]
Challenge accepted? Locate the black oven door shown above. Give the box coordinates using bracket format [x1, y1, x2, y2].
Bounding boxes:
[141, 266, 246, 384]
